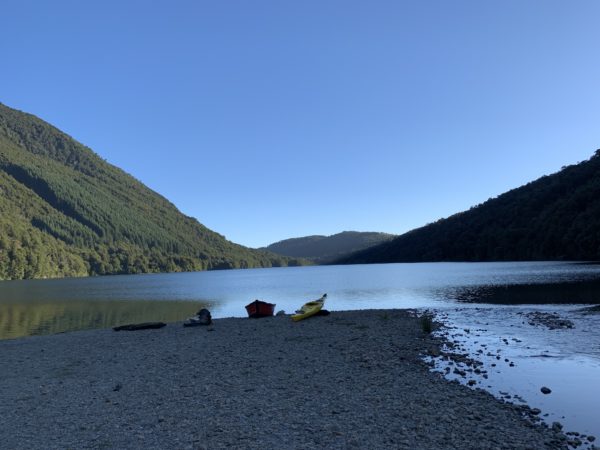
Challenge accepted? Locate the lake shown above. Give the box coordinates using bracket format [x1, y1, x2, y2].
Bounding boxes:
[1, 261, 600, 440]
[2, 262, 600, 341]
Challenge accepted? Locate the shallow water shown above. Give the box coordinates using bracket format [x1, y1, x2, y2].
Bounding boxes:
[429, 305, 600, 444]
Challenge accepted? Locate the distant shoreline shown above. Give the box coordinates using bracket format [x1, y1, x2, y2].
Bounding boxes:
[4, 259, 600, 283]
[0, 309, 566, 449]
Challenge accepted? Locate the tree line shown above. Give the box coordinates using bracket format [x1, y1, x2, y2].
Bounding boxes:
[338, 150, 600, 264]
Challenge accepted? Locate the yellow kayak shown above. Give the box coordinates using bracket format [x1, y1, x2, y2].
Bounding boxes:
[291, 294, 327, 322]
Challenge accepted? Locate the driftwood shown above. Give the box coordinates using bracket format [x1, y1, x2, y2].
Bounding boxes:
[113, 322, 167, 331]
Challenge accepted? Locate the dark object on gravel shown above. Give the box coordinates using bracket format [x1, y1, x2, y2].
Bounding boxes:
[245, 300, 275, 318]
[113, 322, 167, 331]
[184, 308, 212, 327]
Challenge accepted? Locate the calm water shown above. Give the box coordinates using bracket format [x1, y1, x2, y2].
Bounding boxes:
[1, 262, 600, 339]
[1, 262, 600, 438]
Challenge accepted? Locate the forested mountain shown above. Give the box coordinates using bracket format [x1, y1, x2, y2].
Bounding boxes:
[263, 231, 396, 263]
[0, 102, 303, 280]
[338, 151, 600, 264]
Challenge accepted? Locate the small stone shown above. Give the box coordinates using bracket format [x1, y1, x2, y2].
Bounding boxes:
[587, 435, 596, 442]
[530, 408, 541, 415]
[540, 386, 552, 394]
[428, 348, 441, 357]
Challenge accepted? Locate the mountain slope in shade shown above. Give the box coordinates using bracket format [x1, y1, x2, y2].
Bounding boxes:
[0, 102, 303, 280]
[263, 231, 396, 263]
[337, 151, 600, 264]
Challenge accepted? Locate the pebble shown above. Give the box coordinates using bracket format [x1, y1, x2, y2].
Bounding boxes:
[523, 311, 574, 330]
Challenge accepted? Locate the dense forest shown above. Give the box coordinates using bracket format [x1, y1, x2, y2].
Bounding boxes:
[0, 102, 304, 280]
[263, 231, 396, 263]
[338, 151, 600, 264]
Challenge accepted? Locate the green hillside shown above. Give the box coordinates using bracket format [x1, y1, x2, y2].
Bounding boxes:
[338, 151, 600, 264]
[0, 102, 303, 280]
[263, 231, 396, 263]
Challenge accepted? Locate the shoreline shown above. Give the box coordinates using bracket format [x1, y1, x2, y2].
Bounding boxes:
[428, 306, 599, 449]
[0, 309, 568, 449]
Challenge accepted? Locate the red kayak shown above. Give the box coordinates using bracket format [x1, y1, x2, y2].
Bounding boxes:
[245, 299, 275, 318]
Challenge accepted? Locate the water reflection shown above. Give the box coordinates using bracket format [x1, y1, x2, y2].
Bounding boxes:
[446, 279, 600, 304]
[0, 300, 201, 340]
[2, 262, 600, 339]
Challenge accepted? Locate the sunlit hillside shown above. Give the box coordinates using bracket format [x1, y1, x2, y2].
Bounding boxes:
[339, 151, 600, 263]
[0, 103, 304, 280]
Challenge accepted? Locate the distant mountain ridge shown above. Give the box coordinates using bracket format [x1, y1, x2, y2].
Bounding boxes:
[0, 102, 303, 280]
[263, 231, 396, 263]
[337, 151, 600, 264]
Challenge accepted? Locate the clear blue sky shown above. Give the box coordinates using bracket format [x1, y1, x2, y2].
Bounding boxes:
[2, 1, 599, 248]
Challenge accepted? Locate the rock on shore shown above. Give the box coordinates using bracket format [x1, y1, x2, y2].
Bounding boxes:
[0, 310, 567, 449]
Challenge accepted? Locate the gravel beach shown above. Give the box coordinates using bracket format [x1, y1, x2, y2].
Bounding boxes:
[0, 309, 567, 449]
